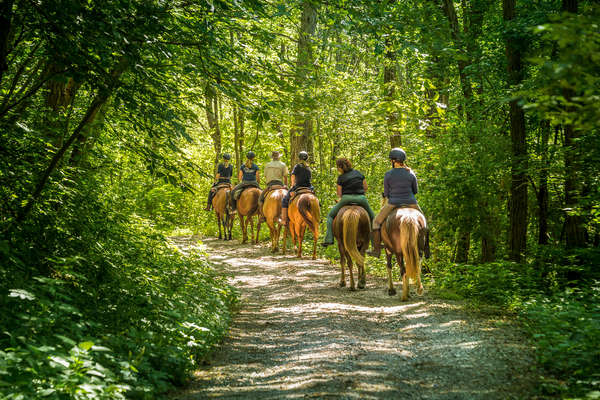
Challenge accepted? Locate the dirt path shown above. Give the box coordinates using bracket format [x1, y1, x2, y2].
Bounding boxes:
[170, 236, 537, 399]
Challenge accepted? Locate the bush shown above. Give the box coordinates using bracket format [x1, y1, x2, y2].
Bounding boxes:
[0, 189, 237, 399]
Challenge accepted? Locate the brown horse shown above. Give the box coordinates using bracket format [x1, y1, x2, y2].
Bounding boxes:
[232, 187, 261, 244]
[381, 207, 427, 301]
[212, 184, 232, 240]
[257, 187, 287, 252]
[333, 205, 370, 290]
[283, 191, 320, 259]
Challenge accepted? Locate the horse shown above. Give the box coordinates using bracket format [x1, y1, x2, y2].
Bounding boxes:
[381, 207, 427, 301]
[212, 184, 232, 240]
[257, 187, 288, 252]
[231, 187, 261, 244]
[283, 191, 320, 259]
[333, 205, 371, 290]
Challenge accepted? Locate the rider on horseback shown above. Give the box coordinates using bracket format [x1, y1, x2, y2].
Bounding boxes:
[205, 153, 233, 211]
[259, 150, 288, 204]
[280, 151, 313, 226]
[230, 151, 261, 211]
[321, 158, 375, 247]
[367, 148, 430, 258]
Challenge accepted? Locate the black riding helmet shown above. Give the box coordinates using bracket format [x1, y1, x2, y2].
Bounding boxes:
[246, 151, 256, 159]
[298, 151, 309, 161]
[222, 153, 231, 160]
[389, 147, 406, 162]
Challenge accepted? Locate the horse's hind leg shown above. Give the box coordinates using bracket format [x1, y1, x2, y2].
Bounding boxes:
[347, 254, 356, 291]
[240, 215, 247, 243]
[297, 225, 306, 258]
[216, 212, 222, 240]
[282, 225, 288, 255]
[386, 252, 396, 296]
[396, 254, 409, 301]
[416, 258, 424, 296]
[338, 244, 346, 287]
[357, 257, 366, 290]
[311, 227, 317, 260]
[273, 223, 281, 253]
[257, 215, 264, 245]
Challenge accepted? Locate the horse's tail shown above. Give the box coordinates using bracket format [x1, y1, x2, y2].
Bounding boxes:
[342, 208, 365, 266]
[298, 194, 320, 234]
[399, 212, 421, 279]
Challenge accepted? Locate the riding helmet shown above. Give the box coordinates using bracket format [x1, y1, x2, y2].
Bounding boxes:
[298, 151, 309, 161]
[246, 151, 256, 159]
[222, 153, 231, 160]
[388, 147, 406, 162]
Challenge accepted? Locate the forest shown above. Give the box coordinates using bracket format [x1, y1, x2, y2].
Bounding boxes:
[0, 0, 598, 398]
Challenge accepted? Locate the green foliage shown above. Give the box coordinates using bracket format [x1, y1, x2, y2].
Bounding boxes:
[0, 175, 237, 398]
[429, 248, 600, 398]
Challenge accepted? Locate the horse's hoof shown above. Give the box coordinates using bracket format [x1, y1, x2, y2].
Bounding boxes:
[339, 281, 346, 288]
[358, 282, 365, 290]
[417, 287, 424, 296]
[349, 286, 356, 292]
[401, 296, 409, 302]
[388, 288, 397, 296]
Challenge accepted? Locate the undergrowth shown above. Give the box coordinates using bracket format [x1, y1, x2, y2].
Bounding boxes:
[0, 182, 238, 399]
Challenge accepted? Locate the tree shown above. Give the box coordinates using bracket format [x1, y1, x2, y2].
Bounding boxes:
[504, 0, 528, 261]
[290, 0, 318, 164]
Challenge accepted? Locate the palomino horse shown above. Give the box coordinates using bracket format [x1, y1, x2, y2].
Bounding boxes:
[257, 187, 288, 252]
[381, 207, 427, 301]
[231, 187, 261, 244]
[283, 190, 320, 259]
[333, 205, 370, 290]
[212, 184, 232, 240]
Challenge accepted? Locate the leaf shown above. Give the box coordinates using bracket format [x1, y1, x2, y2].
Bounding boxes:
[78, 341, 94, 351]
[8, 289, 35, 301]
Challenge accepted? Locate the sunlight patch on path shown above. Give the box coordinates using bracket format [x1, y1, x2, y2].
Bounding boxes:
[170, 236, 537, 400]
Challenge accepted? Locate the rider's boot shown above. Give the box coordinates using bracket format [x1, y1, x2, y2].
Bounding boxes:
[367, 229, 381, 258]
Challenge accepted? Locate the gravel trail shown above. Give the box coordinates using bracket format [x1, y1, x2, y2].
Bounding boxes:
[170, 236, 537, 400]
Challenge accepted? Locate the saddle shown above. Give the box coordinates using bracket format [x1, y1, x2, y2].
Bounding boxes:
[291, 187, 313, 198]
[259, 184, 287, 207]
[216, 182, 232, 190]
[232, 183, 260, 201]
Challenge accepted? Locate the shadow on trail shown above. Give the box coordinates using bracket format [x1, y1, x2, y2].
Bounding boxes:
[170, 236, 536, 400]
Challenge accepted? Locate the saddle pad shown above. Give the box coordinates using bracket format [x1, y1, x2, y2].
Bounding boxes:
[216, 183, 232, 190]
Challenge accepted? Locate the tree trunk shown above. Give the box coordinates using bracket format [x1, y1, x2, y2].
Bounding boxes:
[45, 63, 80, 148]
[290, 0, 317, 165]
[561, 0, 586, 248]
[538, 120, 550, 244]
[69, 101, 109, 166]
[384, 37, 401, 148]
[204, 83, 221, 176]
[441, 0, 479, 261]
[0, 0, 13, 85]
[504, 0, 528, 261]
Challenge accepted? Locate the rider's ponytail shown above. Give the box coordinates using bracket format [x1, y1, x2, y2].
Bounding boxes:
[245, 158, 253, 169]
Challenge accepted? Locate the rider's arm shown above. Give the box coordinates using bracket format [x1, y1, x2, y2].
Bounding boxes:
[336, 185, 342, 200]
[283, 166, 289, 186]
[362, 179, 368, 192]
[412, 173, 418, 194]
[256, 170, 260, 185]
[290, 174, 296, 187]
[383, 173, 390, 199]
[238, 169, 243, 183]
[215, 173, 221, 183]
